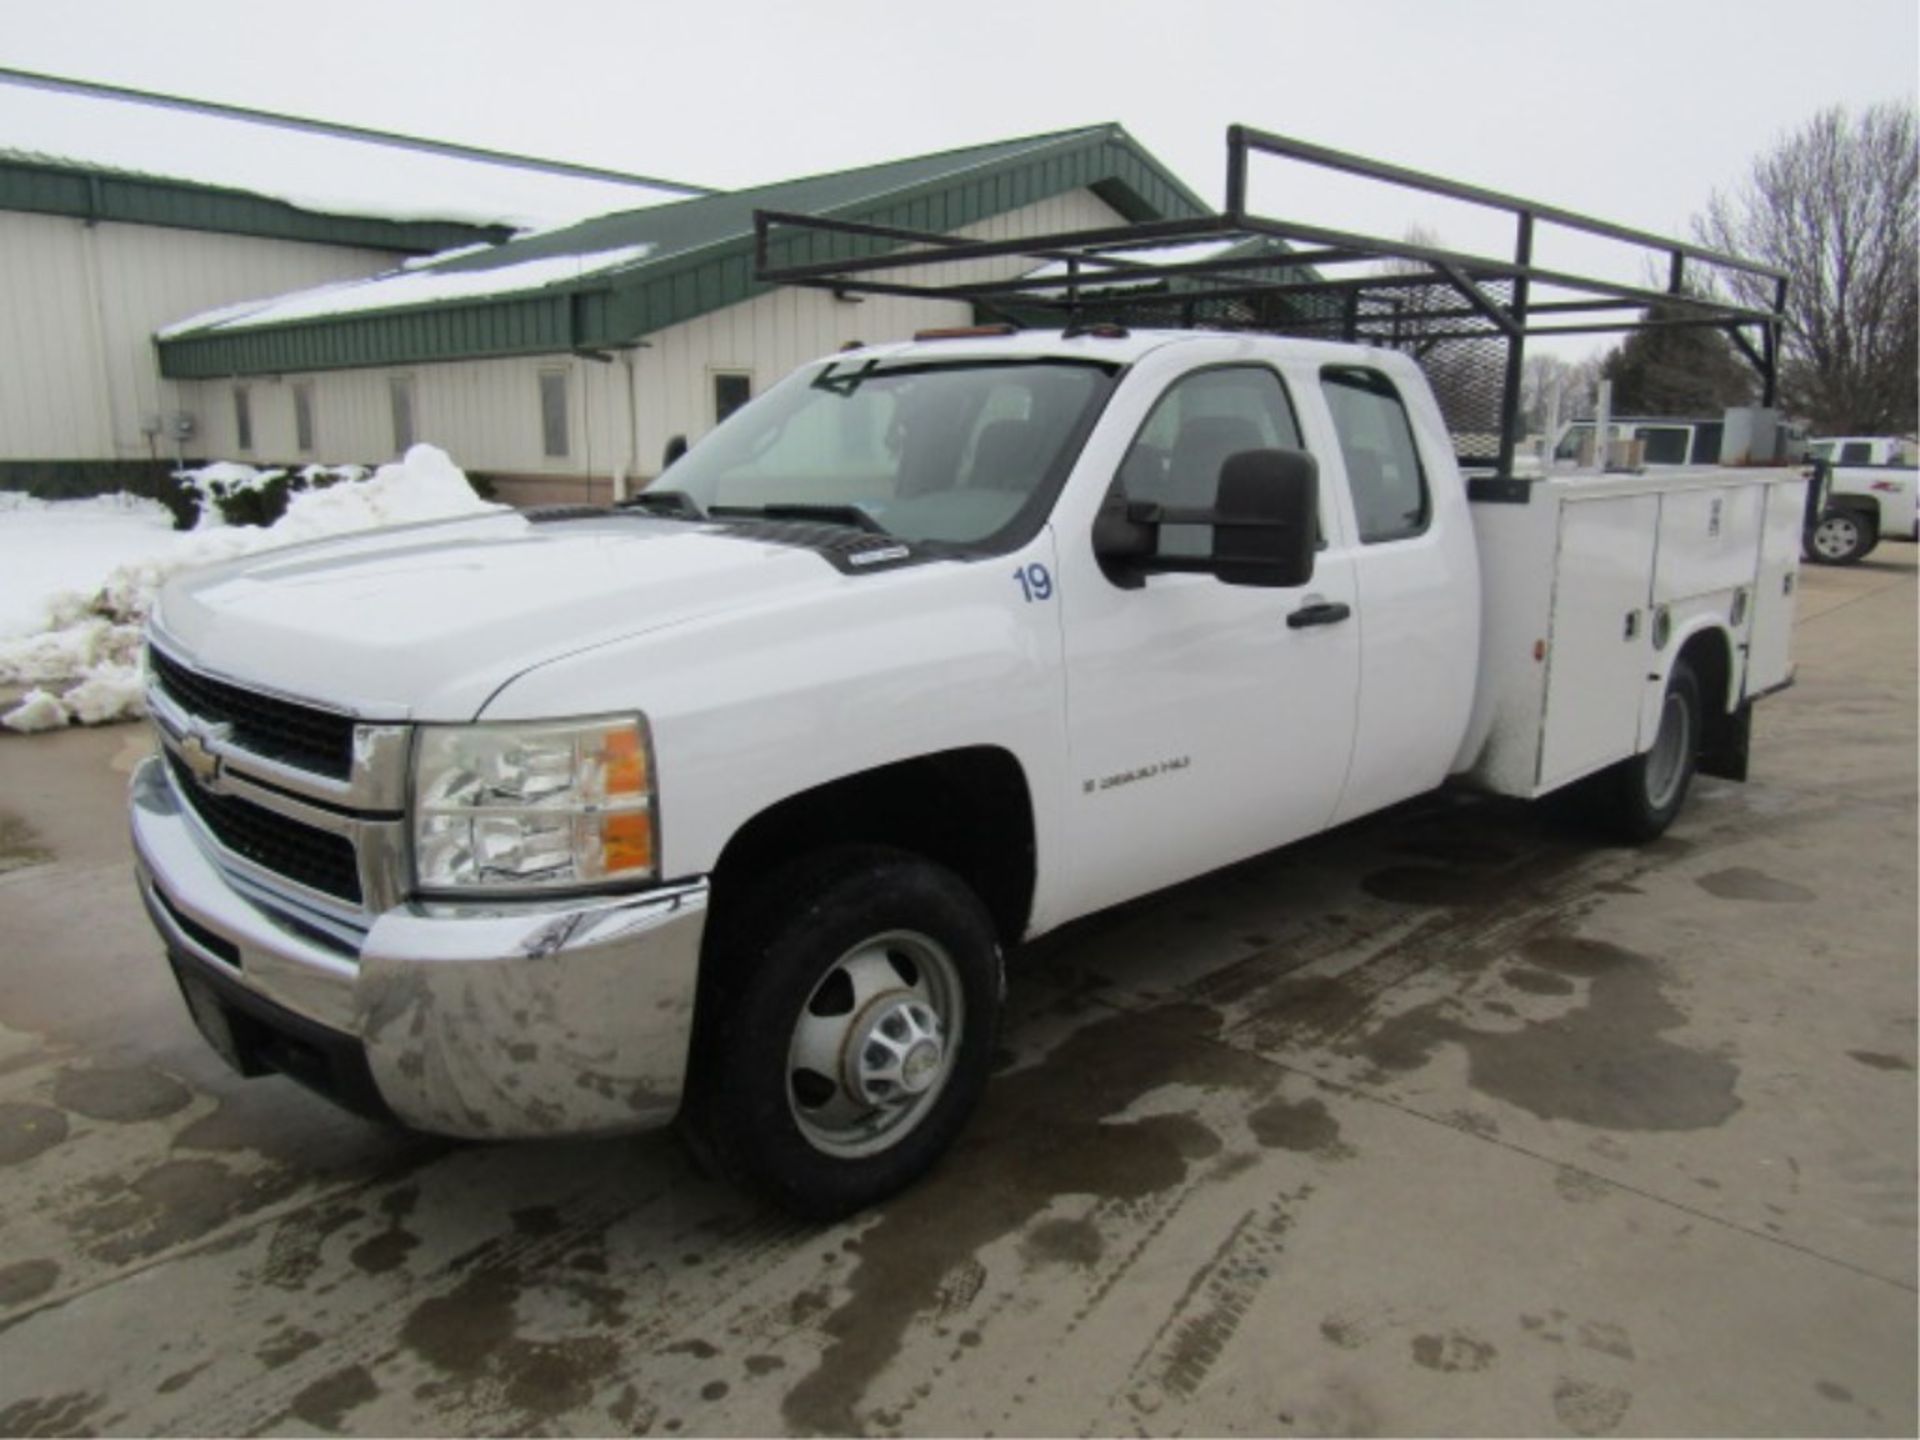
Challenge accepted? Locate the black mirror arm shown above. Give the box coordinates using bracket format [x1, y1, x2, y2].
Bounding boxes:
[1125, 500, 1284, 531]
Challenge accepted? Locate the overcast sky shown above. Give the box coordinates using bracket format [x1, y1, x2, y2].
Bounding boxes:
[4, 0, 1914, 358]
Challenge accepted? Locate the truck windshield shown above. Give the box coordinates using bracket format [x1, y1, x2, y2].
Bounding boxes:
[662, 359, 1114, 548]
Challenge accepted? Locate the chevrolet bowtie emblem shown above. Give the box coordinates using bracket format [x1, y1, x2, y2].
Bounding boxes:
[178, 727, 227, 786]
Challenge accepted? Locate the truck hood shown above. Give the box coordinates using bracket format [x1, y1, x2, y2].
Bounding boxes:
[152, 512, 854, 719]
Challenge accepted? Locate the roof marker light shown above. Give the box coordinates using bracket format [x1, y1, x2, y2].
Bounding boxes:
[912, 324, 1020, 341]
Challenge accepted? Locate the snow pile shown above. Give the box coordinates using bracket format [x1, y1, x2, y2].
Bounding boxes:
[300, 463, 371, 485]
[2, 446, 500, 733]
[172, 460, 286, 517]
[0, 494, 180, 637]
[169, 459, 373, 528]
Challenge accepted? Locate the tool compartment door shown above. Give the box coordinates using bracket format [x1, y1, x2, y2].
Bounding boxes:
[1653, 485, 1768, 604]
[1746, 479, 1806, 694]
[1538, 493, 1659, 790]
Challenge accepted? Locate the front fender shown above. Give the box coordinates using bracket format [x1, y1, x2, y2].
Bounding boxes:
[473, 536, 1074, 931]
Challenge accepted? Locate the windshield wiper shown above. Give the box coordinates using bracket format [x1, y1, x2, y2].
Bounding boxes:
[708, 503, 891, 535]
[616, 489, 708, 520]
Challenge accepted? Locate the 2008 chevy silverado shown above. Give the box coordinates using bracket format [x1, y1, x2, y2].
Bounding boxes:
[132, 327, 1805, 1216]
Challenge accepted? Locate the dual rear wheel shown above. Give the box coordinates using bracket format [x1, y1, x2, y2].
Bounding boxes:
[1589, 659, 1701, 842]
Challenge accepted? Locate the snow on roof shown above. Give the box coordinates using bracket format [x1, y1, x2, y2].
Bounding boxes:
[155, 123, 1221, 357]
[159, 242, 657, 334]
[1025, 237, 1300, 292]
[0, 83, 695, 233]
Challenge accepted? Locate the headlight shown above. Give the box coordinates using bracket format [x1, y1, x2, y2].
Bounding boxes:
[412, 716, 657, 895]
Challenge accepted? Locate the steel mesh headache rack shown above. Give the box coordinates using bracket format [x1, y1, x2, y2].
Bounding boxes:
[752, 125, 1788, 478]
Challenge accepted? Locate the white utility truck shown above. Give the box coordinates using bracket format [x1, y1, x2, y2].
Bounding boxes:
[130, 129, 1807, 1216]
[1802, 436, 1918, 564]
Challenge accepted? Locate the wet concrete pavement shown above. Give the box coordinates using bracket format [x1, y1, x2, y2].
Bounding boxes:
[0, 548, 1913, 1437]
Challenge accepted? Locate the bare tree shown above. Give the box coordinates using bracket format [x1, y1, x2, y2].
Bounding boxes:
[1695, 102, 1918, 435]
[1519, 351, 1605, 433]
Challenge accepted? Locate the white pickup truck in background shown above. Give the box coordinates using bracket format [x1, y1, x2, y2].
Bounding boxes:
[1803, 435, 1919, 564]
[130, 326, 1807, 1216]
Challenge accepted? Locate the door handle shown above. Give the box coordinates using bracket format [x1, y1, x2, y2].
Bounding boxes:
[1287, 601, 1352, 629]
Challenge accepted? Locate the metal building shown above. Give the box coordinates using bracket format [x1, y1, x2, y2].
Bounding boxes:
[0, 151, 516, 491]
[151, 125, 1209, 504]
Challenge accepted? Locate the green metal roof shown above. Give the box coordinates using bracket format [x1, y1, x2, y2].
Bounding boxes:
[156, 124, 1213, 379]
[984, 234, 1319, 330]
[0, 150, 511, 255]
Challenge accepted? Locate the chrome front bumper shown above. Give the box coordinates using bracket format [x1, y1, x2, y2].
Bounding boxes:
[129, 755, 709, 1138]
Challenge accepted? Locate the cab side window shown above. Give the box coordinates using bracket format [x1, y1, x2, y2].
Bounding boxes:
[1115, 366, 1302, 558]
[1321, 367, 1429, 544]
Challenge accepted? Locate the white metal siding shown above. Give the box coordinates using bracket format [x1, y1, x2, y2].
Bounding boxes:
[191, 189, 1131, 487]
[0, 211, 112, 460]
[0, 210, 399, 462]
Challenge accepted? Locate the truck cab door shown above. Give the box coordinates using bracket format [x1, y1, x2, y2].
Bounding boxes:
[1312, 362, 1480, 825]
[1051, 361, 1360, 922]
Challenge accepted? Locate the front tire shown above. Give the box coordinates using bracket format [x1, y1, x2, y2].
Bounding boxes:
[1805, 508, 1877, 565]
[1591, 660, 1701, 842]
[690, 847, 1001, 1219]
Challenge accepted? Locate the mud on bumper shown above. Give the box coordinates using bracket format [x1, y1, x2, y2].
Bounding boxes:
[130, 754, 710, 1139]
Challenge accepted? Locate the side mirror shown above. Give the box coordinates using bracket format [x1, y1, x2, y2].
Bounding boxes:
[1091, 490, 1155, 567]
[1093, 448, 1319, 589]
[1212, 448, 1318, 588]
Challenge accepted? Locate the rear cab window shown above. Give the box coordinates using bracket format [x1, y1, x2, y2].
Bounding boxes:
[1320, 367, 1430, 544]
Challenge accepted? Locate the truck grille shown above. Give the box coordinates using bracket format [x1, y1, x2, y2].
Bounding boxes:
[150, 647, 357, 779]
[166, 752, 363, 905]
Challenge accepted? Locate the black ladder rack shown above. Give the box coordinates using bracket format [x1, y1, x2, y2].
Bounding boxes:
[752, 125, 1787, 480]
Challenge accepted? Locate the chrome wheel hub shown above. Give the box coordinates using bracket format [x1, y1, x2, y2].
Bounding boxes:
[848, 997, 945, 1102]
[786, 930, 964, 1159]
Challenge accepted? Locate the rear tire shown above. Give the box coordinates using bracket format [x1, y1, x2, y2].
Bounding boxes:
[1805, 508, 1876, 565]
[687, 846, 1001, 1220]
[1590, 660, 1701, 843]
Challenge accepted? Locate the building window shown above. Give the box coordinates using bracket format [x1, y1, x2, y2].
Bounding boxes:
[389, 376, 415, 454]
[233, 386, 253, 452]
[293, 382, 316, 454]
[714, 371, 752, 425]
[540, 369, 570, 458]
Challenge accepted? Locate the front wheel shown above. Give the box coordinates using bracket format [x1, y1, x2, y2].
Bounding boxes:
[1589, 660, 1701, 843]
[1805, 508, 1876, 565]
[689, 847, 1002, 1219]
